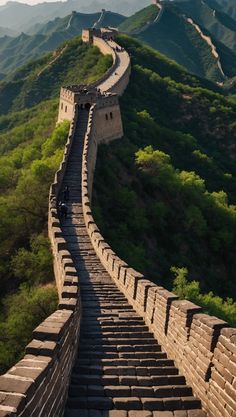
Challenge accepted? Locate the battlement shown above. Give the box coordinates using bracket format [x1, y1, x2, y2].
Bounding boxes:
[82, 27, 117, 43]
[0, 27, 234, 417]
[60, 84, 117, 106]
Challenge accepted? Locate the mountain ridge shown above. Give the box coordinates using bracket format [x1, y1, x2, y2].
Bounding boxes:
[0, 10, 124, 77]
[119, 2, 236, 84]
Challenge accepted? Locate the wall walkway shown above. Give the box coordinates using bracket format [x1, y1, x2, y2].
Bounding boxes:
[0, 30, 234, 417]
[60, 104, 206, 417]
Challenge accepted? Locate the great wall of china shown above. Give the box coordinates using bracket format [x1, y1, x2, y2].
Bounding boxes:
[0, 28, 235, 417]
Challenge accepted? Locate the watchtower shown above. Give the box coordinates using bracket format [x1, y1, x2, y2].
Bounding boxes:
[58, 85, 123, 143]
[82, 27, 117, 44]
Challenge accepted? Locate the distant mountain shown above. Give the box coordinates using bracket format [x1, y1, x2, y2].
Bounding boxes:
[0, 0, 147, 34]
[119, 3, 236, 84]
[177, 0, 236, 53]
[33, 10, 125, 36]
[1, 0, 235, 86]
[213, 0, 236, 20]
[0, 10, 125, 77]
[0, 35, 113, 116]
[0, 25, 18, 37]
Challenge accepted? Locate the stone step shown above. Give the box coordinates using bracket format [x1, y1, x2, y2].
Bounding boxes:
[81, 304, 132, 310]
[74, 362, 176, 376]
[68, 384, 193, 399]
[78, 344, 163, 354]
[79, 344, 162, 353]
[64, 409, 207, 417]
[60, 110, 205, 417]
[75, 356, 168, 367]
[66, 395, 201, 411]
[80, 326, 150, 333]
[79, 338, 157, 347]
[81, 320, 146, 327]
[80, 332, 154, 339]
[71, 374, 186, 387]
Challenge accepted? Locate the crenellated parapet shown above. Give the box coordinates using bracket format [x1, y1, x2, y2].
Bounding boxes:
[81, 104, 236, 415]
[58, 28, 131, 126]
[0, 25, 234, 417]
[78, 30, 236, 417]
[0, 114, 81, 417]
[0, 27, 130, 417]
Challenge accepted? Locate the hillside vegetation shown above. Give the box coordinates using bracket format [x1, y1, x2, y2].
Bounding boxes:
[0, 36, 112, 115]
[177, 0, 236, 53]
[0, 11, 118, 77]
[0, 0, 148, 34]
[0, 38, 111, 373]
[119, 5, 158, 33]
[93, 36, 236, 325]
[216, 0, 236, 20]
[1, 2, 235, 87]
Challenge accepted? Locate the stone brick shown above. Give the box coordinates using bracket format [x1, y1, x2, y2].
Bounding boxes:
[129, 412, 152, 417]
[104, 386, 130, 397]
[131, 386, 154, 397]
[137, 377, 154, 386]
[211, 369, 226, 389]
[8, 367, 45, 385]
[142, 398, 164, 411]
[228, 360, 236, 376]
[0, 376, 35, 397]
[113, 397, 142, 410]
[163, 398, 182, 411]
[0, 411, 16, 417]
[0, 392, 25, 413]
[119, 377, 138, 386]
[187, 412, 207, 417]
[179, 397, 201, 410]
[153, 413, 173, 417]
[225, 382, 236, 402]
[108, 412, 127, 417]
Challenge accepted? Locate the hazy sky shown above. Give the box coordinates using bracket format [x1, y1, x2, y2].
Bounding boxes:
[0, 0, 67, 5]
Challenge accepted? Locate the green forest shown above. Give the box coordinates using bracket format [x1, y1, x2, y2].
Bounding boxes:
[0, 29, 235, 375]
[93, 36, 236, 326]
[0, 39, 111, 373]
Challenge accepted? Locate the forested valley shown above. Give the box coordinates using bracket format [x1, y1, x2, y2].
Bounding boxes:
[93, 36, 236, 326]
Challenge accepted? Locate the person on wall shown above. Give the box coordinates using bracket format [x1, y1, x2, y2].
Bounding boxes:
[63, 186, 70, 202]
[59, 201, 68, 219]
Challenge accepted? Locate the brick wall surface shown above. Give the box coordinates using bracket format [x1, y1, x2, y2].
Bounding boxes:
[0, 29, 234, 417]
[80, 40, 235, 417]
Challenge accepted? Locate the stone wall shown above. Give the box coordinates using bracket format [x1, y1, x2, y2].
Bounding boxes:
[81, 102, 236, 417]
[0, 29, 130, 417]
[1, 28, 234, 417]
[57, 88, 75, 123]
[0, 114, 81, 417]
[76, 28, 236, 417]
[92, 36, 131, 96]
[81, 163, 236, 417]
[95, 101, 123, 143]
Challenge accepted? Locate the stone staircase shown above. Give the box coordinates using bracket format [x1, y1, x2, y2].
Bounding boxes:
[60, 109, 206, 417]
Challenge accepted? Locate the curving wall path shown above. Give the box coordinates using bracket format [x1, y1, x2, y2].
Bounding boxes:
[186, 17, 226, 80]
[0, 31, 234, 417]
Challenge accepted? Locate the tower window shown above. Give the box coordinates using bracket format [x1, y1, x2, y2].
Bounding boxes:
[110, 112, 113, 119]
[61, 102, 63, 110]
[65, 105, 67, 113]
[105, 114, 108, 120]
